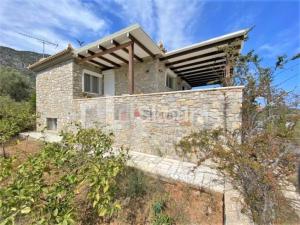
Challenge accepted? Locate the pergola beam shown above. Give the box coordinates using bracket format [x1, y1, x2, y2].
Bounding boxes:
[127, 33, 155, 58]
[178, 68, 224, 76]
[160, 37, 241, 61]
[111, 39, 143, 62]
[183, 74, 224, 82]
[185, 75, 223, 82]
[178, 70, 224, 78]
[78, 41, 132, 62]
[188, 81, 221, 86]
[78, 54, 113, 69]
[170, 56, 226, 70]
[186, 76, 222, 82]
[87, 50, 121, 67]
[174, 61, 226, 73]
[188, 81, 222, 87]
[98, 45, 128, 64]
[165, 50, 224, 66]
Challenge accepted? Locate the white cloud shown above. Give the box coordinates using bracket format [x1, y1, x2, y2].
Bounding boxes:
[112, 0, 205, 51]
[258, 27, 300, 58]
[0, 0, 205, 54]
[113, 0, 156, 36]
[154, 0, 205, 50]
[0, 0, 108, 54]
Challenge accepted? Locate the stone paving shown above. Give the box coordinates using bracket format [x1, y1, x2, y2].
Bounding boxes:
[128, 151, 225, 193]
[20, 131, 62, 143]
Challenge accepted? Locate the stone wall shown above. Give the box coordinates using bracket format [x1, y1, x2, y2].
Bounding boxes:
[73, 60, 103, 98]
[74, 86, 243, 159]
[114, 57, 190, 95]
[36, 60, 77, 131]
[35, 57, 191, 132]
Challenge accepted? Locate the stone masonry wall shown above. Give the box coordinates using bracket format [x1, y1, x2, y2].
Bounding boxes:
[74, 86, 243, 160]
[36, 57, 190, 132]
[36, 60, 77, 131]
[73, 61, 103, 98]
[114, 58, 190, 95]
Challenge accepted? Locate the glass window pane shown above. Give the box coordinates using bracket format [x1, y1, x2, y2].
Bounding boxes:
[84, 74, 91, 92]
[166, 74, 176, 89]
[47, 118, 57, 130]
[166, 75, 170, 88]
[92, 76, 99, 93]
[171, 77, 176, 89]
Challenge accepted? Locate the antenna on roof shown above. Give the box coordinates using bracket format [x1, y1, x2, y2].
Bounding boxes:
[17, 32, 59, 58]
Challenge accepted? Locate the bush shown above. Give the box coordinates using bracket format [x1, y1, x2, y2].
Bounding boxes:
[0, 96, 35, 157]
[0, 96, 35, 131]
[0, 125, 128, 224]
[152, 198, 174, 225]
[126, 169, 147, 198]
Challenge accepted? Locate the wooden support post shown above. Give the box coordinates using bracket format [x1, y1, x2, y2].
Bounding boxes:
[224, 63, 231, 86]
[128, 42, 134, 94]
[225, 64, 231, 77]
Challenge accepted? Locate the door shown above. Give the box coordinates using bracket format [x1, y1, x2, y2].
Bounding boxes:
[103, 70, 115, 96]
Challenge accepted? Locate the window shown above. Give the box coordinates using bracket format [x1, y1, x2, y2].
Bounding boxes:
[83, 70, 102, 94]
[47, 118, 57, 130]
[166, 73, 176, 89]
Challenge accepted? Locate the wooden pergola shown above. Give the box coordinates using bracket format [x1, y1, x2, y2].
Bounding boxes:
[75, 25, 162, 94]
[76, 24, 247, 93]
[159, 30, 247, 87]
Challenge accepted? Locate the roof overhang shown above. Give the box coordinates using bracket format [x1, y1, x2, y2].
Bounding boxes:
[74, 24, 162, 70]
[160, 29, 248, 87]
[28, 45, 74, 72]
[28, 24, 248, 88]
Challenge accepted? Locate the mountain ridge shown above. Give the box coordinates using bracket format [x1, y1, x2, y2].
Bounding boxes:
[0, 46, 50, 80]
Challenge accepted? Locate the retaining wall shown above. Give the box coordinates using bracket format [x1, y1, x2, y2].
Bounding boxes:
[74, 86, 243, 159]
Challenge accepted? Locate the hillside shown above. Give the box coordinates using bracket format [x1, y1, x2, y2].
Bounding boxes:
[0, 46, 49, 80]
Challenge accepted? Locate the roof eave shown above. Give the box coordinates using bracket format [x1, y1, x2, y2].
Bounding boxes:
[163, 28, 249, 57]
[28, 48, 74, 72]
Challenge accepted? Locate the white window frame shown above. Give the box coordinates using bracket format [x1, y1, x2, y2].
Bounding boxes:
[165, 69, 177, 90]
[82, 69, 103, 94]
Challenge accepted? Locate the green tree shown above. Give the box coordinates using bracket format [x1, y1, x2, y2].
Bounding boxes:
[0, 66, 32, 101]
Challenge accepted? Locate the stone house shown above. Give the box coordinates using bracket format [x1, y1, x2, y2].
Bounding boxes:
[29, 24, 247, 158]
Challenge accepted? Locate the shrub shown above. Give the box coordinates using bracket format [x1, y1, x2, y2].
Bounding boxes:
[153, 214, 173, 225]
[126, 169, 147, 198]
[0, 125, 128, 224]
[152, 198, 173, 225]
[0, 96, 35, 157]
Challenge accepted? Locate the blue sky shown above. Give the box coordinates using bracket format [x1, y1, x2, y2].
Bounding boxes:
[0, 0, 299, 92]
